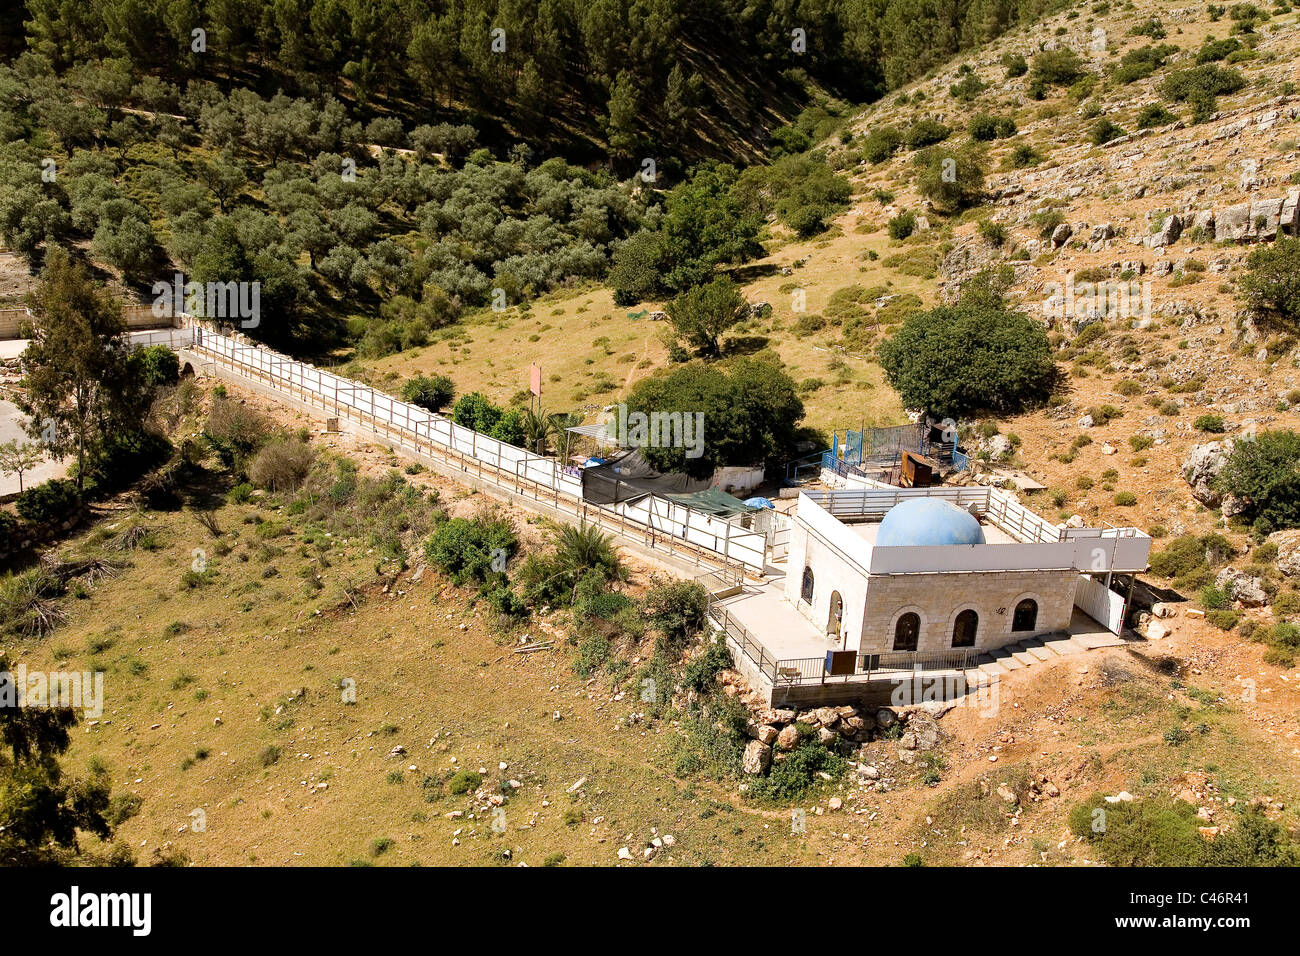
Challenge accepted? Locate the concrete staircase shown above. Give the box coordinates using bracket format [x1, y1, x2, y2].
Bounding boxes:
[966, 630, 1125, 683]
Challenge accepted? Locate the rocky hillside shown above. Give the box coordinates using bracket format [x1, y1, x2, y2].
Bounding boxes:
[803, 0, 1298, 654]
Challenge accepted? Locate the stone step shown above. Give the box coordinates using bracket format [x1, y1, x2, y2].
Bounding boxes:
[1041, 635, 1088, 656]
[1073, 631, 1124, 650]
[1018, 638, 1057, 662]
[976, 661, 1009, 678]
[987, 647, 1025, 670]
[1006, 645, 1039, 667]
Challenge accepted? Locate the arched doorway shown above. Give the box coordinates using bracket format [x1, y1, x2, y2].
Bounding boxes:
[1012, 598, 1038, 633]
[800, 566, 814, 603]
[827, 591, 843, 639]
[952, 608, 978, 648]
[893, 612, 920, 651]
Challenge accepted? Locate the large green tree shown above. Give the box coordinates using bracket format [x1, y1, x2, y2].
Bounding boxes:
[624, 355, 804, 478]
[666, 276, 747, 356]
[877, 279, 1055, 418]
[19, 250, 144, 492]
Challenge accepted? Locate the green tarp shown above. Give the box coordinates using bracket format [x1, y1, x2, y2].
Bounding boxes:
[664, 487, 759, 517]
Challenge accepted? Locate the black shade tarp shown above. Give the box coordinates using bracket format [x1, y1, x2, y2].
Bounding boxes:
[580, 449, 712, 506]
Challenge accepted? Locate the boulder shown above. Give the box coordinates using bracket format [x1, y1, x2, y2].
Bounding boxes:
[1267, 530, 1300, 577]
[875, 708, 897, 730]
[1215, 567, 1268, 608]
[1215, 202, 1253, 242]
[742, 739, 772, 775]
[1189, 209, 1215, 236]
[1281, 188, 1300, 235]
[1051, 222, 1072, 248]
[813, 706, 841, 730]
[754, 724, 779, 746]
[1250, 197, 1284, 241]
[1180, 440, 1233, 507]
[1152, 213, 1183, 248]
[775, 725, 801, 751]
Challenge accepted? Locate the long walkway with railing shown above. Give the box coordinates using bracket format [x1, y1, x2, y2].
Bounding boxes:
[164, 324, 768, 578]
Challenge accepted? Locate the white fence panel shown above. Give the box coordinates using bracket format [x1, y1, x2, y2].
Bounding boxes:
[179, 326, 765, 573]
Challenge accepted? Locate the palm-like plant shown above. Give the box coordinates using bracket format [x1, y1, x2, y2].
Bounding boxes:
[547, 412, 583, 464]
[520, 407, 551, 455]
[553, 521, 623, 589]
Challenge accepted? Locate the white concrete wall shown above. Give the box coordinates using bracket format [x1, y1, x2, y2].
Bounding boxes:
[785, 520, 870, 650]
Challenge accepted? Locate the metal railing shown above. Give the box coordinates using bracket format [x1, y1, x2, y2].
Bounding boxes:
[179, 325, 768, 577]
[769, 648, 977, 687]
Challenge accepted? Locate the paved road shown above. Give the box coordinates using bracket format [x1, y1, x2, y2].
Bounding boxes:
[0, 399, 66, 497]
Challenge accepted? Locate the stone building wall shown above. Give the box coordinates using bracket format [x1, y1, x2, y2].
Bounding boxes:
[859, 568, 1080, 654]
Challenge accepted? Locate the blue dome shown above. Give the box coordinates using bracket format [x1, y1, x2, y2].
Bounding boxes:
[875, 498, 985, 547]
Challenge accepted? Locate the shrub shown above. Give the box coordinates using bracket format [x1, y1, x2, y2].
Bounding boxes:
[1136, 104, 1178, 129]
[1031, 49, 1088, 87]
[15, 479, 81, 526]
[1114, 491, 1137, 506]
[1002, 53, 1028, 78]
[425, 514, 517, 586]
[1207, 609, 1240, 630]
[1194, 414, 1226, 432]
[130, 345, 181, 389]
[888, 209, 918, 240]
[1161, 65, 1247, 112]
[401, 374, 455, 412]
[862, 125, 903, 164]
[447, 769, 482, 795]
[1213, 430, 1300, 532]
[746, 742, 846, 803]
[904, 119, 951, 149]
[247, 438, 315, 492]
[643, 579, 710, 645]
[1090, 119, 1125, 145]
[913, 147, 985, 211]
[1240, 236, 1300, 333]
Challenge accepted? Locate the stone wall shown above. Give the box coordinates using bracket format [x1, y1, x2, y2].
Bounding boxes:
[860, 568, 1079, 654]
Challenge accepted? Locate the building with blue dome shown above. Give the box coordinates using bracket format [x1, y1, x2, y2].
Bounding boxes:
[781, 484, 1151, 664]
[874, 498, 986, 548]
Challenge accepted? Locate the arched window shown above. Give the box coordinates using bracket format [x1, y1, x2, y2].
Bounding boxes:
[800, 566, 814, 603]
[1012, 599, 1038, 633]
[827, 591, 843, 636]
[952, 608, 978, 648]
[893, 612, 920, 651]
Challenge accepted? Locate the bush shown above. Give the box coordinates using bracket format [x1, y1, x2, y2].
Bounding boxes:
[1136, 104, 1178, 129]
[204, 396, 271, 472]
[15, 478, 81, 526]
[1002, 53, 1028, 78]
[401, 374, 455, 412]
[1114, 491, 1137, 506]
[1090, 118, 1125, 145]
[1213, 430, 1300, 532]
[247, 438, 315, 492]
[862, 125, 903, 164]
[904, 119, 951, 149]
[447, 769, 481, 795]
[425, 514, 517, 586]
[1161, 65, 1247, 113]
[746, 741, 846, 802]
[1194, 414, 1226, 433]
[913, 147, 985, 211]
[130, 345, 181, 389]
[888, 209, 918, 240]
[1069, 795, 1299, 866]
[643, 579, 709, 645]
[1031, 49, 1088, 87]
[1240, 236, 1300, 333]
